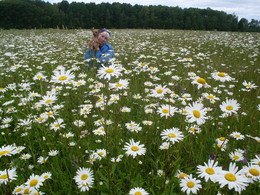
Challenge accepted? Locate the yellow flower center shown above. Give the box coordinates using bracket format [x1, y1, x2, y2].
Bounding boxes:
[249, 168, 259, 176]
[45, 100, 52, 104]
[105, 68, 114, 73]
[54, 124, 60, 127]
[0, 88, 4, 90]
[246, 84, 252, 88]
[182, 110, 188, 114]
[44, 175, 49, 179]
[187, 181, 195, 188]
[225, 173, 236, 181]
[162, 109, 169, 114]
[81, 174, 88, 180]
[0, 151, 10, 155]
[197, 78, 206, 84]
[131, 146, 139, 151]
[134, 192, 142, 195]
[179, 173, 187, 179]
[115, 83, 123, 87]
[156, 89, 163, 93]
[30, 179, 38, 187]
[37, 117, 45, 121]
[193, 110, 201, 118]
[15, 188, 23, 192]
[205, 168, 215, 175]
[207, 95, 214, 99]
[235, 134, 241, 137]
[168, 133, 176, 138]
[24, 189, 31, 194]
[233, 155, 240, 160]
[97, 98, 103, 102]
[140, 63, 146, 66]
[58, 76, 68, 81]
[0, 174, 8, 179]
[36, 75, 43, 79]
[217, 72, 226, 77]
[226, 106, 233, 110]
[98, 152, 104, 156]
[219, 137, 225, 141]
[46, 112, 53, 116]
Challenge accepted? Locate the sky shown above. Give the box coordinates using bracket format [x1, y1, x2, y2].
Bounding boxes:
[44, 0, 260, 21]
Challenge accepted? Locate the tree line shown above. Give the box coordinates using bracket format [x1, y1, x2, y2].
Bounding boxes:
[0, 0, 259, 32]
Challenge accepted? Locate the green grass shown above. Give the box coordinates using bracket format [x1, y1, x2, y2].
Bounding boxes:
[0, 29, 259, 194]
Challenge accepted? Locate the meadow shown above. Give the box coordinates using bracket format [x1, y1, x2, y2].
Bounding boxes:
[0, 29, 259, 195]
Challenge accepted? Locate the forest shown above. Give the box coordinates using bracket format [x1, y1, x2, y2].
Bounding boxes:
[0, 0, 259, 32]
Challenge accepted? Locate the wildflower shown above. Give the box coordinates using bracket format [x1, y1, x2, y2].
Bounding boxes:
[37, 156, 48, 164]
[0, 168, 17, 184]
[186, 125, 201, 134]
[180, 174, 202, 194]
[159, 142, 171, 150]
[0, 145, 17, 157]
[219, 99, 240, 115]
[241, 163, 260, 183]
[242, 81, 257, 91]
[184, 102, 208, 125]
[160, 127, 184, 144]
[93, 127, 106, 136]
[150, 84, 168, 98]
[97, 64, 122, 80]
[41, 172, 52, 180]
[123, 139, 146, 158]
[121, 106, 131, 112]
[73, 80, 86, 87]
[20, 153, 32, 160]
[192, 77, 210, 89]
[110, 79, 129, 90]
[129, 187, 149, 195]
[211, 72, 233, 82]
[25, 173, 45, 189]
[96, 149, 107, 159]
[40, 94, 57, 105]
[203, 93, 220, 103]
[230, 131, 245, 140]
[250, 155, 260, 166]
[33, 72, 47, 81]
[142, 120, 153, 126]
[176, 170, 188, 180]
[74, 167, 94, 191]
[214, 162, 249, 193]
[51, 65, 75, 84]
[73, 120, 85, 127]
[197, 160, 222, 182]
[157, 104, 178, 118]
[50, 118, 65, 131]
[48, 150, 59, 156]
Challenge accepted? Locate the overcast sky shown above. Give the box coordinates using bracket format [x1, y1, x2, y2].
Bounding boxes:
[44, 0, 260, 21]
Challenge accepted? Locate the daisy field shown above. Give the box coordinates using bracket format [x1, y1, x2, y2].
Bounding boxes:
[0, 29, 259, 194]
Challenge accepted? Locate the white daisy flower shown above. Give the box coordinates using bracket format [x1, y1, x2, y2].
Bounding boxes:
[219, 99, 240, 115]
[214, 162, 249, 193]
[180, 174, 202, 194]
[123, 139, 146, 158]
[160, 127, 184, 144]
[129, 187, 149, 195]
[197, 160, 222, 182]
[74, 167, 94, 191]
